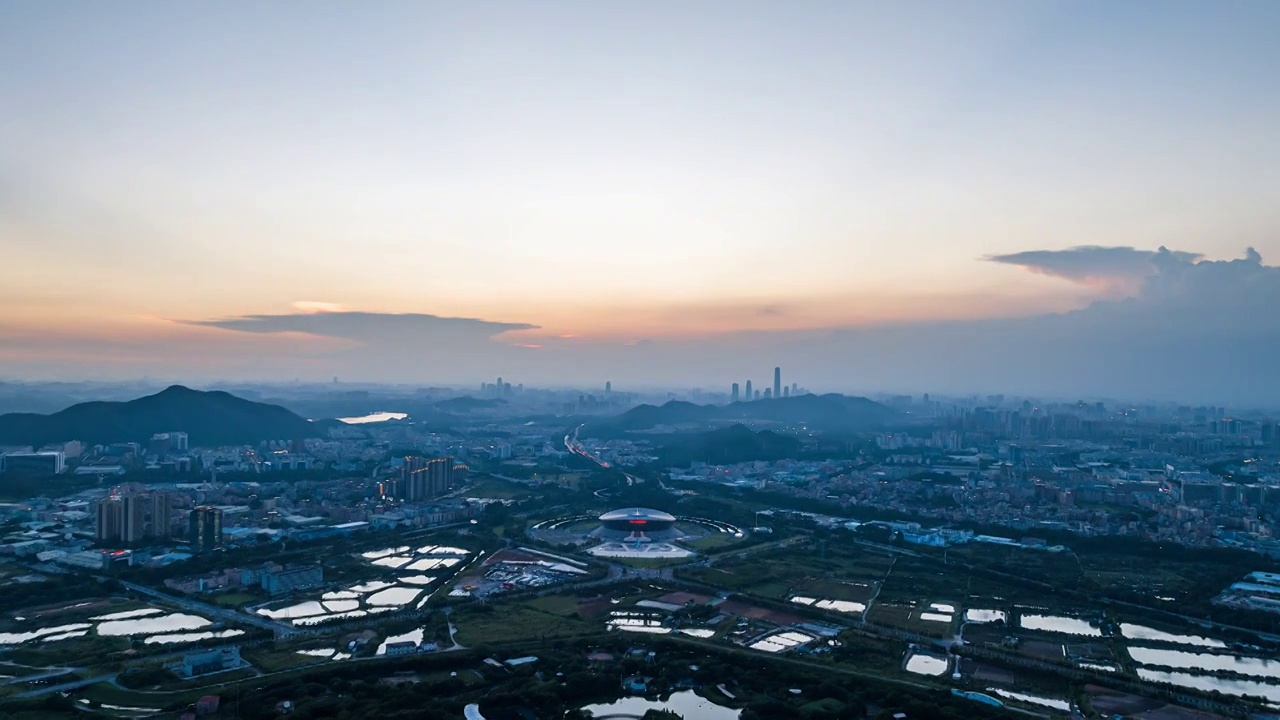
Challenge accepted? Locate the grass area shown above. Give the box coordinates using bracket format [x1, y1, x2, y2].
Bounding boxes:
[3, 635, 131, 672]
[242, 647, 327, 673]
[209, 592, 259, 608]
[680, 542, 898, 600]
[867, 603, 915, 631]
[523, 594, 581, 617]
[453, 602, 593, 646]
[465, 476, 529, 499]
[800, 697, 847, 715]
[684, 533, 742, 552]
[792, 577, 876, 603]
[74, 667, 259, 708]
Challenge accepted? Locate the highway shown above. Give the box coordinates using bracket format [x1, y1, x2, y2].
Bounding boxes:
[14, 673, 117, 698]
[564, 425, 605, 467]
[120, 580, 298, 640]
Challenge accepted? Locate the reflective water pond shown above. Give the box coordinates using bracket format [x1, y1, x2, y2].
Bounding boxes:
[1128, 646, 1280, 679]
[97, 613, 212, 636]
[580, 690, 739, 720]
[1137, 668, 1280, 703]
[91, 609, 163, 621]
[377, 628, 424, 655]
[349, 580, 395, 593]
[1019, 614, 1101, 636]
[749, 631, 815, 653]
[0, 606, 224, 647]
[607, 611, 668, 634]
[790, 596, 866, 614]
[367, 586, 422, 607]
[1119, 623, 1226, 648]
[258, 601, 328, 620]
[905, 652, 949, 676]
[988, 688, 1070, 711]
[250, 545, 470, 626]
[964, 609, 1007, 623]
[362, 547, 410, 559]
[338, 412, 408, 424]
[0, 623, 92, 644]
[144, 629, 244, 645]
[43, 629, 90, 642]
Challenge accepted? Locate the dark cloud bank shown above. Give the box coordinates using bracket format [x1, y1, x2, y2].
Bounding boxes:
[167, 247, 1280, 406]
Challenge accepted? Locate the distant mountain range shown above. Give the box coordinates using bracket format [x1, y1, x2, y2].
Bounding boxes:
[0, 385, 328, 448]
[593, 393, 893, 435]
[654, 424, 802, 465]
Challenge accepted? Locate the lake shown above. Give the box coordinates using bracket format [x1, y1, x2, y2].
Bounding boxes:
[338, 412, 408, 424]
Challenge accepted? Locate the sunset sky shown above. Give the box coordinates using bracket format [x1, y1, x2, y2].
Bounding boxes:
[3, 2, 1280, 397]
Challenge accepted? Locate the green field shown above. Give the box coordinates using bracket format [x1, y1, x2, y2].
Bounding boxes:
[453, 601, 593, 646]
[210, 592, 259, 608]
[522, 594, 581, 616]
[463, 476, 530, 499]
[680, 542, 895, 600]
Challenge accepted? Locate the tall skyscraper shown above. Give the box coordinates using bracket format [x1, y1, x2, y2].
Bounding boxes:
[731, 383, 740, 403]
[398, 456, 455, 501]
[744, 380, 753, 401]
[773, 367, 781, 400]
[605, 381, 612, 394]
[783, 386, 790, 398]
[123, 493, 145, 543]
[188, 506, 223, 553]
[95, 497, 123, 542]
[150, 492, 171, 539]
[426, 457, 454, 496]
[95, 492, 161, 544]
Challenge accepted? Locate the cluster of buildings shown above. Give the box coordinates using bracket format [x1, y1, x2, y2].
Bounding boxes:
[93, 491, 171, 543]
[1214, 571, 1280, 615]
[729, 367, 807, 403]
[384, 456, 456, 501]
[652, 396, 1280, 557]
[163, 561, 323, 596]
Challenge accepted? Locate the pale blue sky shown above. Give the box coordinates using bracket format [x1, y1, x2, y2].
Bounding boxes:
[2, 1, 1280, 395]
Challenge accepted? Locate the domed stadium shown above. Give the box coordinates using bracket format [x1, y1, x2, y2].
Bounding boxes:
[594, 507, 680, 542]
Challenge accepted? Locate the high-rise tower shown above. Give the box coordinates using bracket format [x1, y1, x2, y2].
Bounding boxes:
[188, 506, 223, 554]
[744, 380, 753, 401]
[773, 367, 781, 400]
[731, 383, 740, 403]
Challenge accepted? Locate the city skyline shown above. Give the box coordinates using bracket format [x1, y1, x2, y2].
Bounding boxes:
[3, 3, 1280, 402]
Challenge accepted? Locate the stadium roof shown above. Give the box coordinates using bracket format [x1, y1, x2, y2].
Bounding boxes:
[599, 507, 676, 523]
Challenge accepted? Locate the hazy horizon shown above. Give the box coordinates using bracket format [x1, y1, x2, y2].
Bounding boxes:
[4, 2, 1280, 403]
